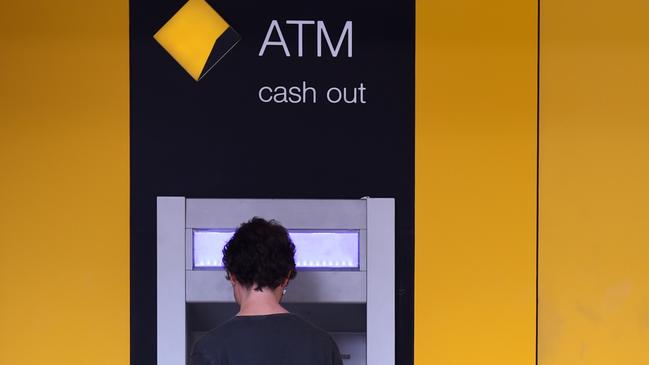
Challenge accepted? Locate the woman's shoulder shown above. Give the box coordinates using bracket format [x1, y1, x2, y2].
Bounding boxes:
[282, 313, 339, 345]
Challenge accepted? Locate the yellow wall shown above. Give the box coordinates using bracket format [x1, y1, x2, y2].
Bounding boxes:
[415, 0, 537, 364]
[539, 1, 649, 364]
[3, 0, 648, 364]
[0, 1, 129, 364]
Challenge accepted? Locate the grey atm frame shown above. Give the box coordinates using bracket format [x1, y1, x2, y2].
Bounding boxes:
[157, 197, 395, 365]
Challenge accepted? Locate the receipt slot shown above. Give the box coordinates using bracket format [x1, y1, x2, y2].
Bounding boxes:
[157, 198, 395, 365]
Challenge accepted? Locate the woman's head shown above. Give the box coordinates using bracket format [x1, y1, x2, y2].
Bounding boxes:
[222, 217, 297, 292]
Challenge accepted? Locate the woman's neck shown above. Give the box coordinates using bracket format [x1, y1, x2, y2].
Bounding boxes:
[236, 286, 288, 316]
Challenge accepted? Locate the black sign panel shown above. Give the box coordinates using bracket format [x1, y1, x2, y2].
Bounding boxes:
[130, 0, 414, 363]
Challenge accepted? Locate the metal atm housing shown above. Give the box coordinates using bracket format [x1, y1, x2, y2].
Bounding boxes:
[157, 198, 394, 365]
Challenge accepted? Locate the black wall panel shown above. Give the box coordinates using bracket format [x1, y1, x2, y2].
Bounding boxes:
[130, 0, 414, 363]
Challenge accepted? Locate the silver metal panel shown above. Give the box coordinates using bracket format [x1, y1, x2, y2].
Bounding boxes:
[186, 270, 232, 302]
[185, 229, 192, 270]
[157, 197, 186, 365]
[359, 229, 367, 271]
[186, 199, 367, 229]
[366, 198, 395, 365]
[186, 270, 367, 303]
[285, 271, 366, 303]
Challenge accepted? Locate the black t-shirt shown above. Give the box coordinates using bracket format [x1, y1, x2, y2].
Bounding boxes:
[190, 313, 343, 365]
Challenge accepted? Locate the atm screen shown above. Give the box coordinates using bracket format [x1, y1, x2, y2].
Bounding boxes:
[193, 230, 360, 270]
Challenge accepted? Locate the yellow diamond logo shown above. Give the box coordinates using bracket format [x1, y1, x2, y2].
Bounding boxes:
[154, 0, 241, 81]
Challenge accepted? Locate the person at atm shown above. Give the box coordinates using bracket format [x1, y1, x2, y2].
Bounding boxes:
[190, 217, 343, 365]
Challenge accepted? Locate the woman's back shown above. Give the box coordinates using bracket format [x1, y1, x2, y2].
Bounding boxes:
[191, 313, 342, 365]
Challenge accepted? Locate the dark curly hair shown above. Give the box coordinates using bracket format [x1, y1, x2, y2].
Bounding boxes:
[222, 217, 297, 291]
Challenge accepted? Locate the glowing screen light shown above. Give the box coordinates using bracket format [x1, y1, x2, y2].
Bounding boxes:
[193, 230, 359, 270]
[193, 231, 232, 268]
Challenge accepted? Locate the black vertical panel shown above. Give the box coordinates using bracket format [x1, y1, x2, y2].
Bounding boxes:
[130, 0, 414, 363]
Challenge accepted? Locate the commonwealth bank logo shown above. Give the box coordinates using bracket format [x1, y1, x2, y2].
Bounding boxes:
[154, 0, 241, 81]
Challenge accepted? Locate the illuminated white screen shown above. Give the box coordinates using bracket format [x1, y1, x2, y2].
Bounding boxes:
[193, 230, 359, 270]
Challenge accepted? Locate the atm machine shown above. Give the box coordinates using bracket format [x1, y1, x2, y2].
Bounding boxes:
[157, 198, 394, 365]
